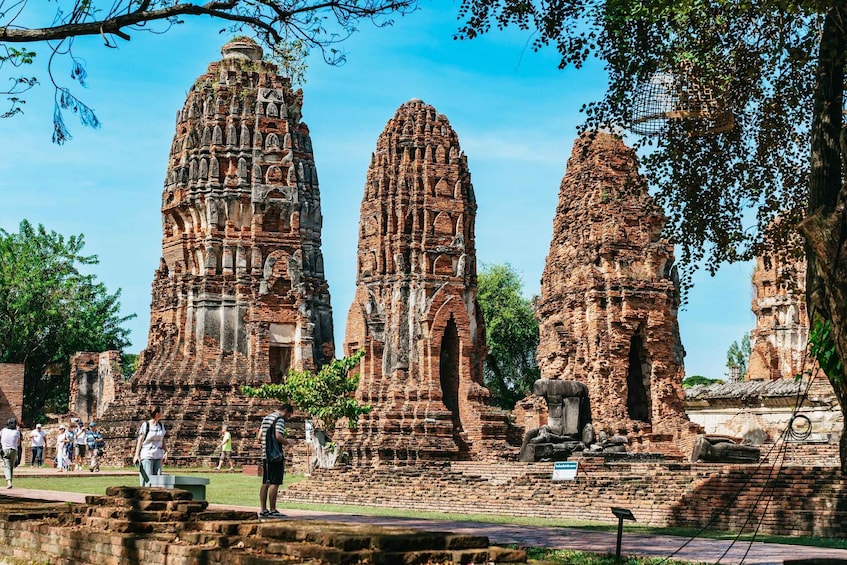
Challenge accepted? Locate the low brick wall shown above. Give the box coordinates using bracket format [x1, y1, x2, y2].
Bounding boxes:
[0, 488, 526, 565]
[279, 459, 847, 538]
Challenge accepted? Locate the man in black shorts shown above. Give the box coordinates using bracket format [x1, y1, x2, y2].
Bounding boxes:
[257, 404, 294, 518]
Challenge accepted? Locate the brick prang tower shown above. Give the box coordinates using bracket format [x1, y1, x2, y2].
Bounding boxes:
[99, 38, 334, 463]
[747, 253, 809, 381]
[342, 99, 510, 465]
[536, 132, 699, 458]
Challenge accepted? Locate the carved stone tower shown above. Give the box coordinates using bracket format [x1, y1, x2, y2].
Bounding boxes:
[342, 99, 509, 464]
[536, 132, 697, 457]
[99, 38, 334, 460]
[747, 254, 810, 381]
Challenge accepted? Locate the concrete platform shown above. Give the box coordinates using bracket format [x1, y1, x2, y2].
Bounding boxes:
[147, 474, 210, 501]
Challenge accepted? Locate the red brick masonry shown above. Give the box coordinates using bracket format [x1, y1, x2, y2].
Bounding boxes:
[280, 459, 847, 538]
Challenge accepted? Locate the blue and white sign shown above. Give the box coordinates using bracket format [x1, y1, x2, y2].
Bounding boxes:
[552, 461, 579, 481]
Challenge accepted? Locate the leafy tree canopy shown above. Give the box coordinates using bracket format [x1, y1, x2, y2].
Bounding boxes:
[0, 0, 417, 142]
[477, 263, 540, 409]
[726, 334, 751, 377]
[456, 0, 847, 472]
[0, 220, 134, 420]
[682, 375, 723, 389]
[241, 350, 370, 436]
[457, 0, 813, 278]
[122, 352, 140, 380]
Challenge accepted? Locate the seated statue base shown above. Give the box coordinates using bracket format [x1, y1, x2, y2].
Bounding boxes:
[520, 441, 584, 462]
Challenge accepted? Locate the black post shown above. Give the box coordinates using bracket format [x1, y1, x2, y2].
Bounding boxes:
[615, 515, 624, 561]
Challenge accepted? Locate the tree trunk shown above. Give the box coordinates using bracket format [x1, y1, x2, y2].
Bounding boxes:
[306, 430, 348, 470]
[801, 5, 847, 474]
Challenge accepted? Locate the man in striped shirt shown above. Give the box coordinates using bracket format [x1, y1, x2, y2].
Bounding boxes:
[257, 404, 293, 518]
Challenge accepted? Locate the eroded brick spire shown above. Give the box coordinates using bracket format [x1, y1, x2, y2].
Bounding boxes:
[342, 99, 509, 464]
[536, 132, 698, 456]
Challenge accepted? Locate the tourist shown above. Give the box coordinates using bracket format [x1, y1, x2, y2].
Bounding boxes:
[214, 424, 234, 472]
[55, 425, 71, 471]
[133, 407, 167, 486]
[29, 423, 46, 467]
[73, 419, 87, 471]
[85, 422, 105, 472]
[257, 403, 294, 518]
[1, 418, 21, 488]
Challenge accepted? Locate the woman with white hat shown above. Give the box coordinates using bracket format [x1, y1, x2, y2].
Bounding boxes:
[55, 425, 70, 472]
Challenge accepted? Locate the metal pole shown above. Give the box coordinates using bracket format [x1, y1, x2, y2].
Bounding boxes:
[615, 515, 624, 561]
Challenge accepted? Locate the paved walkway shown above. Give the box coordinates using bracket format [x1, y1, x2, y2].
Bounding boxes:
[3, 471, 847, 565]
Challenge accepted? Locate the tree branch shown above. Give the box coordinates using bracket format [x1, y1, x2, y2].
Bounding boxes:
[0, 1, 240, 43]
[0, 0, 413, 44]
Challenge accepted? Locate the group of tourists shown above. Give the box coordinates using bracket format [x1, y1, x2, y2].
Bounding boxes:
[55, 419, 106, 472]
[3, 402, 299, 519]
[1, 416, 106, 488]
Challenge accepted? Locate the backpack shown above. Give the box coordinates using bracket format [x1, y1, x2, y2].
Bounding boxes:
[265, 416, 284, 463]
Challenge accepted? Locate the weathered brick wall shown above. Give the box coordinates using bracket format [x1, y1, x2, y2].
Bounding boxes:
[0, 486, 525, 564]
[0, 363, 24, 423]
[341, 99, 510, 464]
[69, 351, 124, 425]
[97, 350, 123, 419]
[279, 459, 847, 538]
[535, 133, 698, 457]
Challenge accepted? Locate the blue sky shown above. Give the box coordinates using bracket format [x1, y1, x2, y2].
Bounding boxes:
[0, 2, 753, 380]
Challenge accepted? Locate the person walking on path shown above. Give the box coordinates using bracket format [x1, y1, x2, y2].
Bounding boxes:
[257, 404, 294, 518]
[85, 423, 104, 472]
[29, 423, 45, 467]
[55, 425, 71, 471]
[215, 425, 234, 472]
[1, 418, 21, 488]
[133, 407, 167, 486]
[73, 420, 87, 471]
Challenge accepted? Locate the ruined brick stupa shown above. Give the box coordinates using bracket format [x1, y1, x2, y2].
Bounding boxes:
[747, 254, 809, 381]
[342, 99, 510, 464]
[535, 132, 698, 457]
[99, 38, 334, 461]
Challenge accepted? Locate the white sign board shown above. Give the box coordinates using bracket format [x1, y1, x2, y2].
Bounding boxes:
[552, 461, 579, 481]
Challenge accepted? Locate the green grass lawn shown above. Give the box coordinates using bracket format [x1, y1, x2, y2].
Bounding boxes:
[12, 468, 847, 552]
[13, 468, 304, 507]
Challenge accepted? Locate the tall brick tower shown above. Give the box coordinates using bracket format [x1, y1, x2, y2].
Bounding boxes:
[747, 253, 810, 381]
[536, 132, 698, 457]
[100, 38, 334, 461]
[342, 99, 509, 465]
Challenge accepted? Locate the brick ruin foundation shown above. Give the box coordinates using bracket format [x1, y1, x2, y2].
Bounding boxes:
[534, 133, 700, 458]
[341, 99, 511, 464]
[0, 487, 525, 564]
[280, 459, 847, 538]
[97, 38, 334, 464]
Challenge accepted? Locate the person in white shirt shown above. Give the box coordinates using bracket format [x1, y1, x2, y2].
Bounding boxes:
[133, 407, 167, 486]
[29, 423, 46, 467]
[73, 420, 87, 471]
[55, 425, 71, 472]
[1, 418, 22, 488]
